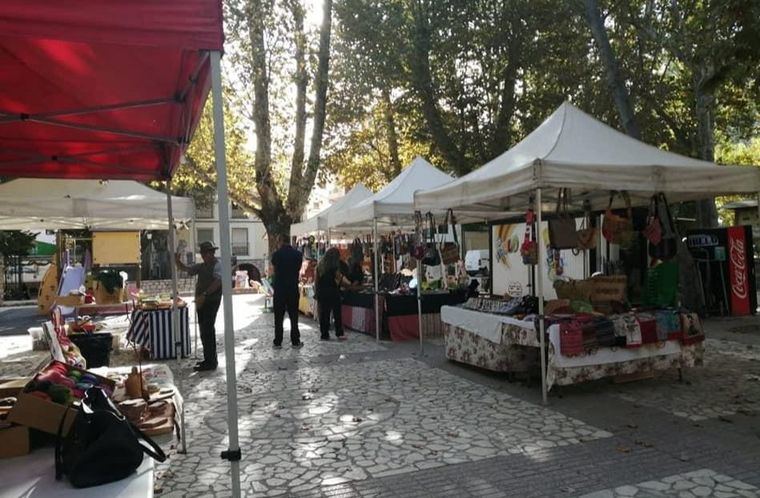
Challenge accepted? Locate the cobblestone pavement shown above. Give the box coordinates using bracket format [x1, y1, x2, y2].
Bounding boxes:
[2, 295, 760, 497]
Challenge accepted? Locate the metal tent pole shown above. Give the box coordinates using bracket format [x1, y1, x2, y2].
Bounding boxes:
[165, 183, 187, 454]
[210, 50, 242, 498]
[417, 259, 423, 355]
[373, 218, 380, 342]
[535, 188, 548, 405]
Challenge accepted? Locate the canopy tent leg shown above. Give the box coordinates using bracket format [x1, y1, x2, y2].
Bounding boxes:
[417, 259, 423, 355]
[373, 218, 380, 342]
[165, 183, 187, 454]
[536, 188, 548, 405]
[210, 50, 242, 498]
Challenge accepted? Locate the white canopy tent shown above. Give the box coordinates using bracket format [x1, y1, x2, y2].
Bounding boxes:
[0, 178, 194, 230]
[290, 183, 372, 235]
[415, 101, 760, 404]
[329, 157, 455, 349]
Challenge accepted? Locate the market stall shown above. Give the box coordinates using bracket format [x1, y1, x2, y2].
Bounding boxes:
[415, 102, 760, 402]
[0, 2, 244, 494]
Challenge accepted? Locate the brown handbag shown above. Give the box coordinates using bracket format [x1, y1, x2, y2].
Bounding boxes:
[548, 188, 578, 250]
[440, 209, 460, 264]
[590, 274, 628, 303]
[576, 204, 597, 250]
[602, 191, 633, 248]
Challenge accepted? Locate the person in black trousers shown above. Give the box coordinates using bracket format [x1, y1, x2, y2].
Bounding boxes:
[175, 241, 222, 371]
[270, 234, 303, 348]
[315, 248, 355, 341]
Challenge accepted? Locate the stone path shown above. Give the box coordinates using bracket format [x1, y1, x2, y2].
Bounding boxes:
[580, 468, 760, 497]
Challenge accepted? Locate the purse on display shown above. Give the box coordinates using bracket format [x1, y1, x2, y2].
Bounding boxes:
[422, 213, 441, 266]
[520, 208, 538, 265]
[56, 387, 167, 488]
[553, 278, 594, 302]
[602, 191, 634, 248]
[592, 316, 618, 347]
[636, 313, 659, 345]
[559, 320, 584, 357]
[655, 308, 681, 341]
[590, 274, 628, 303]
[548, 188, 578, 250]
[576, 202, 597, 250]
[440, 209, 460, 264]
[611, 313, 642, 348]
[649, 193, 678, 261]
[351, 237, 364, 263]
[641, 195, 663, 246]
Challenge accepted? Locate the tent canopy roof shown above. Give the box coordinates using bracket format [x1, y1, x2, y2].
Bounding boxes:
[0, 0, 223, 181]
[331, 157, 454, 229]
[415, 102, 760, 216]
[290, 183, 372, 235]
[0, 178, 194, 230]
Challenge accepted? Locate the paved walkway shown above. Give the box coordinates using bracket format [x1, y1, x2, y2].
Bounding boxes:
[150, 296, 760, 498]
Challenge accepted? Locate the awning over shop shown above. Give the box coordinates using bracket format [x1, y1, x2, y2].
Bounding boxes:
[415, 102, 760, 215]
[0, 0, 223, 180]
[0, 178, 194, 230]
[290, 183, 372, 235]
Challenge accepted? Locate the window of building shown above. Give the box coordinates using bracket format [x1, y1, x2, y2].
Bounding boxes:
[196, 204, 214, 219]
[196, 228, 214, 247]
[231, 203, 247, 219]
[232, 228, 249, 256]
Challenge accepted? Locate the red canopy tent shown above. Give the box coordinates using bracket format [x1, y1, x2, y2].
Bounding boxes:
[0, 3, 244, 496]
[0, 0, 222, 180]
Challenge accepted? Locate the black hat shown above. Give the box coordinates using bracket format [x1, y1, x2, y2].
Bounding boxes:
[199, 241, 218, 252]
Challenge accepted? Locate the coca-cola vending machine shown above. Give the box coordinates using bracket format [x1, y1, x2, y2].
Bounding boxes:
[686, 226, 756, 316]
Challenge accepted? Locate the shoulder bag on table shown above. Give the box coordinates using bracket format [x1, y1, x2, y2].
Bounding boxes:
[56, 387, 167, 488]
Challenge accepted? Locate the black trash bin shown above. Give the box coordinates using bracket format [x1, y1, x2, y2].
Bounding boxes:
[69, 333, 113, 368]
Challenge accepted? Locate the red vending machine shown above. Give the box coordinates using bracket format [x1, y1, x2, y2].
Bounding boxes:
[686, 225, 756, 316]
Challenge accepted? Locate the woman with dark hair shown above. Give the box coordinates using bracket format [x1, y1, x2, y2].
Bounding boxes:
[315, 247, 351, 340]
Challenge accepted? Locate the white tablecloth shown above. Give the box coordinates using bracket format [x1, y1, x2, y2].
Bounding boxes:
[0, 449, 153, 498]
[440, 305, 534, 344]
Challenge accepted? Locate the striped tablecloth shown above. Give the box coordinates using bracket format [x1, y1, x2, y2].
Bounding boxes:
[126, 307, 191, 359]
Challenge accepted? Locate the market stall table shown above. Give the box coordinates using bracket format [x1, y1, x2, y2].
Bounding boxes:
[440, 305, 704, 389]
[126, 307, 191, 360]
[384, 290, 467, 341]
[76, 302, 135, 317]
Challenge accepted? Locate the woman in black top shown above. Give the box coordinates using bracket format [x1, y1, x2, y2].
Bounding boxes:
[315, 248, 351, 340]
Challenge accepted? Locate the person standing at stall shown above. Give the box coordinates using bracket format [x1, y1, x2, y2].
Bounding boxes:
[315, 247, 353, 341]
[175, 241, 222, 371]
[270, 234, 303, 348]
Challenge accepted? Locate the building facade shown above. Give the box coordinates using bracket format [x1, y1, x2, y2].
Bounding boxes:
[194, 202, 268, 267]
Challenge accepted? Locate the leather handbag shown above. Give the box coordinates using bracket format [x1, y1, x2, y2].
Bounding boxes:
[56, 387, 166, 488]
[602, 191, 634, 248]
[641, 195, 663, 245]
[422, 213, 441, 266]
[520, 209, 538, 265]
[576, 204, 597, 250]
[649, 193, 678, 261]
[549, 188, 578, 250]
[440, 209, 460, 264]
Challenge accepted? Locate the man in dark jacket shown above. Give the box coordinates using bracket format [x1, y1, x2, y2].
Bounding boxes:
[270, 234, 303, 348]
[175, 241, 222, 371]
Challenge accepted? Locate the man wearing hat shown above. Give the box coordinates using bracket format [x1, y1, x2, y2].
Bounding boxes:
[175, 241, 222, 371]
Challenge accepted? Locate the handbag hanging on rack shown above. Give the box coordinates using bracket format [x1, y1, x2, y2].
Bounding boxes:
[549, 188, 578, 250]
[422, 212, 441, 266]
[602, 191, 634, 248]
[576, 200, 597, 250]
[440, 209, 460, 264]
[521, 208, 538, 265]
[649, 193, 678, 261]
[642, 195, 663, 246]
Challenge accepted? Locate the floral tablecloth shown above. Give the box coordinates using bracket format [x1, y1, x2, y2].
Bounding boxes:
[440, 306, 704, 388]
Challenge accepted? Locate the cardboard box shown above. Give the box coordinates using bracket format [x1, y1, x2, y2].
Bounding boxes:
[7, 361, 116, 436]
[0, 425, 30, 458]
[0, 377, 30, 398]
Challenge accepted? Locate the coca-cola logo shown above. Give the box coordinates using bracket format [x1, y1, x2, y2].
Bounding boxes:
[729, 237, 747, 299]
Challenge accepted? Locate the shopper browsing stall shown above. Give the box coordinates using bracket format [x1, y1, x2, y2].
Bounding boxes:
[315, 248, 353, 340]
[175, 241, 222, 371]
[270, 234, 304, 348]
